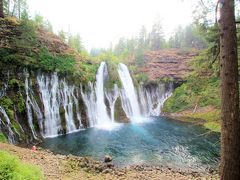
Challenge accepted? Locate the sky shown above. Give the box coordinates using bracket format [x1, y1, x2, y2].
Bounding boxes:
[27, 0, 194, 50]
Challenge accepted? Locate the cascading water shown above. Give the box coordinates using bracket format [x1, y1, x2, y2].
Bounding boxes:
[37, 73, 62, 137]
[25, 75, 43, 139]
[61, 81, 77, 133]
[118, 63, 141, 121]
[139, 83, 173, 116]
[37, 73, 83, 137]
[72, 89, 82, 128]
[95, 62, 111, 125]
[81, 62, 114, 128]
[81, 82, 97, 127]
[0, 106, 15, 143]
[105, 84, 119, 122]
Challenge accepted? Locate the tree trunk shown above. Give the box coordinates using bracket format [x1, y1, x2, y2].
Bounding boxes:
[219, 0, 240, 179]
[0, 0, 4, 18]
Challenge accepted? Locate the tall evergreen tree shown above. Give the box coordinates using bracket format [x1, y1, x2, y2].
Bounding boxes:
[0, 0, 4, 18]
[219, 0, 240, 179]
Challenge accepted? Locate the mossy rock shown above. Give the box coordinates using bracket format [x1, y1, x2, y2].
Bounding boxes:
[0, 133, 7, 143]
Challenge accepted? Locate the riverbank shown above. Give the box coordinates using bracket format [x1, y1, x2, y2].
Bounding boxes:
[165, 106, 221, 132]
[0, 142, 219, 180]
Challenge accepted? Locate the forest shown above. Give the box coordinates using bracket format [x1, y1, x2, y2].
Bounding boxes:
[0, 0, 239, 179]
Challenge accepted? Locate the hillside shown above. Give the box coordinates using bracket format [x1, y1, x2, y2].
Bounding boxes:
[0, 17, 98, 82]
[138, 49, 198, 81]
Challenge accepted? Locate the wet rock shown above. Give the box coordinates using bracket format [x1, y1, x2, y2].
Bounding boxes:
[104, 155, 112, 163]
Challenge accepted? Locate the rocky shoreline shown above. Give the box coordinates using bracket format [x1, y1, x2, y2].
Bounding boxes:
[0, 142, 219, 180]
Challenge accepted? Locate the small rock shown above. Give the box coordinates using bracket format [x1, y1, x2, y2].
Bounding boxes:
[103, 168, 112, 174]
[106, 162, 114, 168]
[104, 155, 112, 163]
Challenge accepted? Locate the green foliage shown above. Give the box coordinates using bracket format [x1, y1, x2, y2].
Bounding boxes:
[135, 49, 145, 66]
[168, 24, 208, 49]
[0, 96, 14, 121]
[3, 0, 29, 19]
[38, 49, 76, 73]
[0, 133, 7, 143]
[163, 49, 220, 113]
[135, 73, 148, 83]
[14, 93, 25, 113]
[0, 151, 44, 180]
[163, 84, 192, 112]
[0, 97, 13, 112]
[14, 18, 37, 51]
[186, 110, 221, 132]
[78, 62, 98, 83]
[68, 33, 83, 53]
[204, 122, 220, 132]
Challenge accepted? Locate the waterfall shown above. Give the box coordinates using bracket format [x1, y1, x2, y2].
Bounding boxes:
[95, 62, 112, 125]
[37, 73, 62, 137]
[61, 81, 77, 133]
[72, 89, 82, 128]
[37, 73, 83, 137]
[118, 63, 141, 121]
[81, 62, 120, 128]
[25, 76, 38, 139]
[105, 84, 119, 122]
[81, 82, 97, 127]
[0, 61, 174, 142]
[0, 106, 15, 143]
[139, 83, 173, 116]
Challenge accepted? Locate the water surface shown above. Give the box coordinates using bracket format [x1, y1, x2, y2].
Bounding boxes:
[41, 116, 220, 171]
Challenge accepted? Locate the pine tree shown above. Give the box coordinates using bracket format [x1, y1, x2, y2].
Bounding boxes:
[219, 0, 240, 179]
[0, 0, 4, 18]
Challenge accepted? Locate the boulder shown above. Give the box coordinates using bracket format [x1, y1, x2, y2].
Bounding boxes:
[104, 155, 112, 163]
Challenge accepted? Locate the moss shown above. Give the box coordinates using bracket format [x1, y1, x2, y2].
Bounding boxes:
[11, 121, 22, 134]
[204, 122, 220, 132]
[189, 109, 221, 132]
[0, 97, 13, 110]
[173, 109, 221, 132]
[13, 93, 26, 113]
[0, 133, 7, 143]
[8, 79, 24, 89]
[0, 97, 14, 122]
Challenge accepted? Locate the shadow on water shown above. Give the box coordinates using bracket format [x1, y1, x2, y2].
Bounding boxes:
[41, 116, 220, 171]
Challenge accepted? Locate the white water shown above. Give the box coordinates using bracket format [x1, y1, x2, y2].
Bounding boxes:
[81, 82, 97, 127]
[37, 73, 84, 137]
[118, 63, 141, 121]
[139, 83, 173, 116]
[95, 62, 112, 126]
[37, 73, 62, 137]
[105, 84, 119, 122]
[72, 89, 82, 128]
[61, 81, 77, 133]
[0, 106, 15, 143]
[25, 76, 38, 139]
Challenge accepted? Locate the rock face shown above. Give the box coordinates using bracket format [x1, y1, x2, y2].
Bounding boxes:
[138, 49, 198, 81]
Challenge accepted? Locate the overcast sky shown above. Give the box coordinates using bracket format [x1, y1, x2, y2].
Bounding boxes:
[27, 0, 195, 50]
